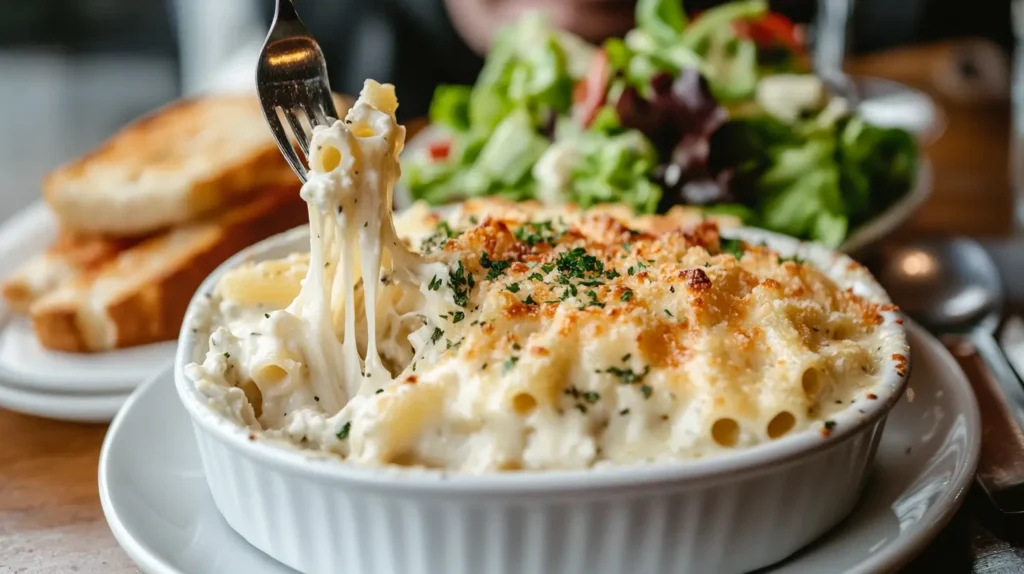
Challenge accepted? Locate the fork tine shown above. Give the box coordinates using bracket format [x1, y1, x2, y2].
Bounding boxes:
[283, 108, 311, 156]
[265, 109, 308, 183]
[314, 83, 339, 123]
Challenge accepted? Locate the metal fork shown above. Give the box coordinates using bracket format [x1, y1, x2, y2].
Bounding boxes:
[256, 0, 340, 182]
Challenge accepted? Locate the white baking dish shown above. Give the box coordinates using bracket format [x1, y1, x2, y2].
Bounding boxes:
[174, 224, 910, 574]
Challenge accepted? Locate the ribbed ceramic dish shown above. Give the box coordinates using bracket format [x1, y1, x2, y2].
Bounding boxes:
[174, 223, 910, 574]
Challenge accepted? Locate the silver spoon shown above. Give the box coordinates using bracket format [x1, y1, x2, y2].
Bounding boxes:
[873, 238, 1024, 513]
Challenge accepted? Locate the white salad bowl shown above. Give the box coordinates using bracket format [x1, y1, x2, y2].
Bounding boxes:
[395, 126, 933, 255]
[174, 223, 910, 574]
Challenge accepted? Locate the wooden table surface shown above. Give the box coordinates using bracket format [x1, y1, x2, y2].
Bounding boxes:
[0, 40, 1019, 573]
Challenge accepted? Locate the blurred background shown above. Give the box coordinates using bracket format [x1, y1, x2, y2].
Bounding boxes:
[0, 0, 1017, 219]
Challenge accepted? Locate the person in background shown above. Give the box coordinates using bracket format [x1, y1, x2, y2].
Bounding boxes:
[277, 0, 1013, 121]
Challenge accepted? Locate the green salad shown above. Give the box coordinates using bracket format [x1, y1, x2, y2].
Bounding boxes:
[403, 0, 918, 246]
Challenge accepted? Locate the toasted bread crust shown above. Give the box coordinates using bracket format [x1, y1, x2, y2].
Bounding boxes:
[30, 185, 307, 352]
[42, 95, 306, 237]
[1, 232, 142, 313]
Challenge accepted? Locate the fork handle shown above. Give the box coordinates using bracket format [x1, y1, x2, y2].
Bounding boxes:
[947, 334, 1024, 514]
[275, 0, 299, 21]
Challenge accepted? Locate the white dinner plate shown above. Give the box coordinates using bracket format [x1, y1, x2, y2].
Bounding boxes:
[0, 376, 129, 422]
[100, 322, 980, 574]
[394, 128, 932, 256]
[0, 201, 176, 394]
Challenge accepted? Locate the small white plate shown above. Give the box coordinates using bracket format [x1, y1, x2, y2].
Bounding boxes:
[0, 376, 129, 422]
[100, 323, 980, 574]
[0, 316, 176, 394]
[0, 201, 175, 394]
[394, 129, 932, 255]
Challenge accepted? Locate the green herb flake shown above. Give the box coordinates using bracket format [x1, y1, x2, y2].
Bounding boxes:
[507, 282, 521, 293]
[640, 384, 653, 399]
[620, 289, 633, 302]
[480, 251, 512, 280]
[430, 327, 444, 344]
[428, 275, 442, 291]
[524, 295, 537, 305]
[824, 420, 837, 431]
[582, 391, 600, 404]
[223, 352, 230, 359]
[447, 260, 472, 307]
[515, 220, 563, 246]
[528, 272, 544, 282]
[503, 356, 520, 373]
[452, 311, 465, 323]
[541, 263, 555, 274]
[720, 238, 745, 259]
[336, 422, 351, 440]
[604, 365, 651, 385]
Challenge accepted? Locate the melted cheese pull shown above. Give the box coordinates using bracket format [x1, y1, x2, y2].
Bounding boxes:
[286, 80, 435, 413]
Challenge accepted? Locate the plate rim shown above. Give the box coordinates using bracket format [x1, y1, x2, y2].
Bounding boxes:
[100, 323, 980, 574]
[0, 374, 130, 422]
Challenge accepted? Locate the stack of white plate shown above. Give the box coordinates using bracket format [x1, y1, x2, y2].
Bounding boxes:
[0, 202, 174, 422]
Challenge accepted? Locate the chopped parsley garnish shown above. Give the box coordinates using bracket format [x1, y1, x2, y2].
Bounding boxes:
[375, 389, 384, 394]
[452, 311, 465, 323]
[669, 286, 675, 293]
[430, 327, 444, 344]
[511, 342, 521, 351]
[620, 289, 633, 302]
[421, 221, 460, 252]
[628, 266, 635, 276]
[720, 238, 746, 259]
[515, 220, 562, 246]
[640, 384, 653, 399]
[605, 269, 621, 279]
[264, 313, 270, 319]
[528, 272, 544, 282]
[428, 275, 442, 291]
[604, 365, 651, 384]
[480, 251, 512, 280]
[621, 353, 631, 362]
[824, 420, 837, 431]
[575, 404, 588, 414]
[436, 221, 457, 238]
[582, 391, 601, 404]
[583, 289, 605, 309]
[447, 260, 473, 307]
[619, 408, 631, 416]
[541, 263, 555, 274]
[664, 309, 674, 318]
[507, 282, 521, 293]
[223, 352, 230, 359]
[556, 247, 604, 280]
[503, 356, 519, 373]
[524, 295, 537, 305]
[336, 422, 351, 440]
[779, 255, 805, 264]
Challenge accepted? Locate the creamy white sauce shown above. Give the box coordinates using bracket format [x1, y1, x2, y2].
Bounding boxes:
[185, 81, 903, 474]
